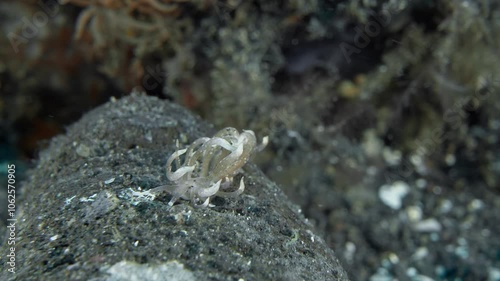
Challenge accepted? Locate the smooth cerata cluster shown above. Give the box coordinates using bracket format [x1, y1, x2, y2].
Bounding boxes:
[155, 127, 268, 209]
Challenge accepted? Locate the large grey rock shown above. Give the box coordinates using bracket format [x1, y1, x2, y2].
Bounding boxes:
[0, 93, 349, 281]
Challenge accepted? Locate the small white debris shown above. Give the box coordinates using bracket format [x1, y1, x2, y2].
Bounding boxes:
[121, 188, 156, 205]
[438, 199, 453, 213]
[305, 230, 316, 243]
[415, 178, 427, 189]
[413, 274, 435, 281]
[413, 218, 442, 232]
[80, 193, 98, 202]
[362, 130, 383, 157]
[445, 154, 456, 166]
[430, 233, 440, 241]
[379, 181, 410, 210]
[455, 244, 469, 259]
[468, 199, 484, 211]
[488, 267, 500, 281]
[50, 235, 59, 241]
[410, 153, 423, 167]
[382, 147, 402, 166]
[104, 260, 196, 281]
[406, 206, 423, 222]
[411, 247, 429, 260]
[369, 268, 392, 281]
[411, 152, 429, 174]
[406, 267, 417, 277]
[104, 177, 115, 184]
[75, 143, 91, 158]
[344, 241, 356, 262]
[388, 252, 399, 264]
[145, 130, 153, 142]
[64, 195, 77, 206]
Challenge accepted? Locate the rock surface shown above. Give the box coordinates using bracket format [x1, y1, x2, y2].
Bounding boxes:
[0, 93, 349, 281]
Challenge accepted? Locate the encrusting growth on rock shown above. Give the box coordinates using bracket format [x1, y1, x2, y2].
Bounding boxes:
[153, 127, 268, 209]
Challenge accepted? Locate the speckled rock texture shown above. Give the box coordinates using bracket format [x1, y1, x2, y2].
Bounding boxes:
[0, 93, 349, 281]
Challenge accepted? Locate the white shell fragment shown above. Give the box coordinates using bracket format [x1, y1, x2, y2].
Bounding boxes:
[378, 181, 410, 210]
[413, 218, 442, 232]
